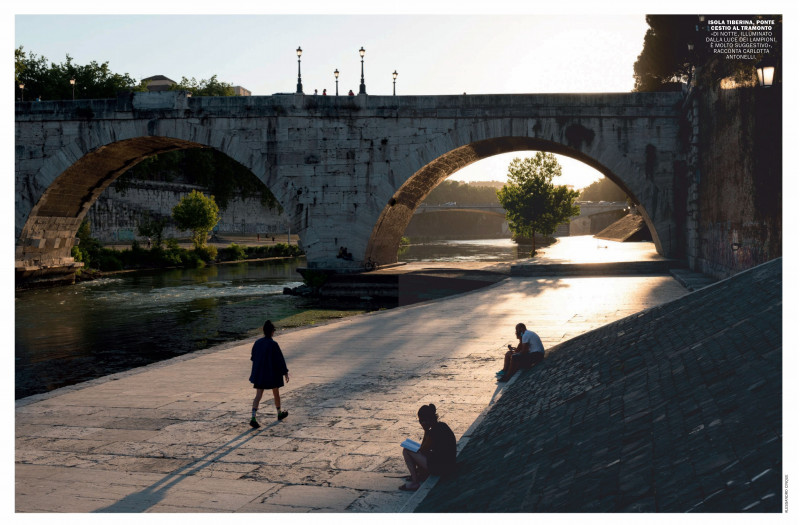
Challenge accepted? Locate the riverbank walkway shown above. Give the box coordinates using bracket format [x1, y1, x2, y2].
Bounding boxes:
[15, 237, 698, 512]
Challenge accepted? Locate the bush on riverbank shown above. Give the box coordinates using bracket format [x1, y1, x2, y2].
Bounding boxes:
[216, 242, 304, 262]
[73, 229, 304, 273]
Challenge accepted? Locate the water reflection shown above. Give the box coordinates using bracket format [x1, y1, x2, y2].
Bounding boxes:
[399, 238, 528, 262]
[15, 260, 305, 399]
[16, 238, 590, 399]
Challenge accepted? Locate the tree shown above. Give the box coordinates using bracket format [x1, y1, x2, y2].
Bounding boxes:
[632, 15, 697, 92]
[170, 75, 234, 96]
[136, 213, 167, 248]
[633, 15, 782, 92]
[579, 177, 628, 202]
[172, 190, 220, 249]
[15, 46, 147, 101]
[496, 153, 580, 256]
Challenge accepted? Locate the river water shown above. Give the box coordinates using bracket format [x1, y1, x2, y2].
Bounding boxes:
[16, 239, 524, 399]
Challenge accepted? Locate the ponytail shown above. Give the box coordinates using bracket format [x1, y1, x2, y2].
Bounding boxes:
[417, 403, 438, 423]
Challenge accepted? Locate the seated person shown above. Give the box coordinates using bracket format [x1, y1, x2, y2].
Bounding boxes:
[497, 322, 544, 382]
[400, 404, 457, 491]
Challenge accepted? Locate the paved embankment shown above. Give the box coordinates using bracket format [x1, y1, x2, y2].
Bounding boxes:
[416, 258, 782, 512]
[15, 268, 688, 512]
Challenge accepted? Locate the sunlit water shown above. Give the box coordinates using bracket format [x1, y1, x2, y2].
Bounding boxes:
[399, 238, 530, 262]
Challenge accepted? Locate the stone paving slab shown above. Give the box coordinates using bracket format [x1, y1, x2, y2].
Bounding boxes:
[15, 269, 689, 513]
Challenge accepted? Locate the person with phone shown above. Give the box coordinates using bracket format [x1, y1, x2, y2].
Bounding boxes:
[496, 323, 545, 382]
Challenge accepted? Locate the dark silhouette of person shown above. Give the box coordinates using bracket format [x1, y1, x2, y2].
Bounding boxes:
[400, 404, 457, 491]
[249, 320, 290, 427]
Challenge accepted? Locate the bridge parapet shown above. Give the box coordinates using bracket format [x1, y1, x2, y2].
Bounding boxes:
[16, 91, 683, 121]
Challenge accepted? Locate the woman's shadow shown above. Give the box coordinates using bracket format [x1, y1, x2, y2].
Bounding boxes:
[94, 422, 278, 512]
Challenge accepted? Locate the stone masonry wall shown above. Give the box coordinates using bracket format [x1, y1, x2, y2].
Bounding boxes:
[86, 179, 288, 243]
[685, 85, 782, 279]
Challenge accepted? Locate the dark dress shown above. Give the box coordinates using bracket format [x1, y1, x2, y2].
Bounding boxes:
[423, 421, 457, 476]
[249, 337, 288, 389]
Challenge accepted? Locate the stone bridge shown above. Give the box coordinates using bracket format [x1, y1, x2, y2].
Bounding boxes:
[15, 90, 685, 281]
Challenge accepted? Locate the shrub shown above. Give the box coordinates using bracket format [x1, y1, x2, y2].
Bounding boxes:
[195, 244, 217, 263]
[219, 243, 247, 261]
[180, 250, 204, 268]
[95, 250, 124, 271]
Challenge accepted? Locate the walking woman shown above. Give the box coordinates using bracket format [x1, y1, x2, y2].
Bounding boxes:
[400, 404, 457, 491]
[249, 320, 289, 428]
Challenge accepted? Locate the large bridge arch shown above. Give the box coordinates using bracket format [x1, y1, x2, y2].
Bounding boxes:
[366, 125, 675, 266]
[16, 121, 280, 279]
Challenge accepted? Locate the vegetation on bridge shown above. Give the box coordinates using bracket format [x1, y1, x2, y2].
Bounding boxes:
[15, 47, 147, 101]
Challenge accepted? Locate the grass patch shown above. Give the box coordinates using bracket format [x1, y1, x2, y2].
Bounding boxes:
[274, 309, 367, 329]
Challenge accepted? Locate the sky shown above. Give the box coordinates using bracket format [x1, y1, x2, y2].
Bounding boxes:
[14, 2, 791, 190]
[12, 9, 654, 189]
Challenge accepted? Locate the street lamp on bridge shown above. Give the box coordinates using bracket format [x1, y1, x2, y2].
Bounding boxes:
[70, 78, 76, 100]
[392, 70, 398, 96]
[334, 68, 339, 96]
[19, 82, 25, 102]
[358, 47, 367, 94]
[296, 46, 303, 94]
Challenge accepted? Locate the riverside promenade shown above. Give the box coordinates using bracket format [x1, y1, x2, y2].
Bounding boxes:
[16, 239, 690, 512]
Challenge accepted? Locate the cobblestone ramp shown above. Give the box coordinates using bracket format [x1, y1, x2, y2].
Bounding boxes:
[417, 258, 782, 513]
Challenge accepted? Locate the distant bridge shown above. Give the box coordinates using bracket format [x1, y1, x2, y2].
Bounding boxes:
[414, 204, 506, 215]
[414, 201, 628, 217]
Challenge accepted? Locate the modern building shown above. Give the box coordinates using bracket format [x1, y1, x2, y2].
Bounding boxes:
[233, 86, 251, 96]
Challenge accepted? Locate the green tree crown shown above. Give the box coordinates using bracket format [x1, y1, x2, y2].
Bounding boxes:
[15, 46, 147, 101]
[496, 152, 581, 255]
[170, 75, 234, 97]
[172, 190, 220, 249]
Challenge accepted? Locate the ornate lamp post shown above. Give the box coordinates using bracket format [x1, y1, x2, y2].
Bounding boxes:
[392, 70, 398, 96]
[19, 82, 25, 102]
[756, 57, 776, 87]
[296, 46, 303, 94]
[334, 68, 339, 96]
[70, 78, 76, 100]
[358, 47, 367, 94]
